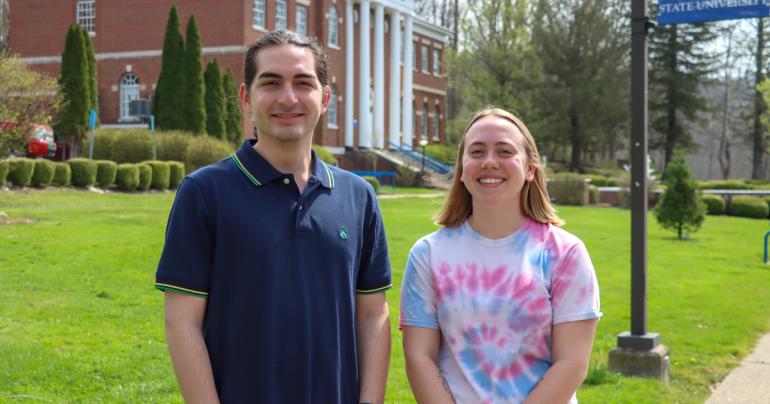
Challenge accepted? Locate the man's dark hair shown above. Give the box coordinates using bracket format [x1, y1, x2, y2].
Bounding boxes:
[243, 30, 329, 91]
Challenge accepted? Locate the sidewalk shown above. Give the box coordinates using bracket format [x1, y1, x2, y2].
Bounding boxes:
[705, 332, 770, 403]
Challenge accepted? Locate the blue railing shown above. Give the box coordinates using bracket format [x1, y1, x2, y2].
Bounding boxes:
[388, 141, 454, 175]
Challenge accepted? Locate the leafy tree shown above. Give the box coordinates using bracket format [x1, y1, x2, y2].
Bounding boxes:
[81, 27, 98, 123]
[750, 18, 769, 179]
[54, 24, 90, 154]
[153, 5, 186, 131]
[222, 68, 243, 144]
[0, 55, 61, 156]
[649, 13, 718, 171]
[184, 15, 206, 134]
[654, 153, 705, 240]
[204, 60, 226, 139]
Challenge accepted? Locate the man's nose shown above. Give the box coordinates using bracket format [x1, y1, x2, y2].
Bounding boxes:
[277, 84, 298, 105]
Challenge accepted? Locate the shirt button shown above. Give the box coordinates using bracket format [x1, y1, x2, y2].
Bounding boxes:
[299, 205, 303, 211]
[283, 178, 290, 185]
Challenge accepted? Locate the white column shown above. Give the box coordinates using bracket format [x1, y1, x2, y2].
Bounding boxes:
[388, 11, 401, 150]
[345, 0, 354, 148]
[401, 14, 414, 148]
[358, 0, 371, 148]
[373, 3, 385, 149]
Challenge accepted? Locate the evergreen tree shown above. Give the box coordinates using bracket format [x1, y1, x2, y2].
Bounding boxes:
[54, 24, 90, 154]
[649, 14, 718, 171]
[204, 59, 226, 138]
[223, 68, 243, 144]
[654, 153, 705, 239]
[153, 5, 186, 131]
[184, 15, 206, 134]
[81, 26, 98, 122]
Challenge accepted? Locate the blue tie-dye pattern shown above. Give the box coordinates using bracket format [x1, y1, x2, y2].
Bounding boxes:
[514, 371, 538, 395]
[401, 257, 438, 327]
[473, 369, 494, 392]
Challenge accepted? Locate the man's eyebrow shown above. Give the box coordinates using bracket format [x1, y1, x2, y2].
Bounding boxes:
[256, 71, 318, 80]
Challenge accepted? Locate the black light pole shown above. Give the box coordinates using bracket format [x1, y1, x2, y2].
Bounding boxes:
[419, 138, 428, 172]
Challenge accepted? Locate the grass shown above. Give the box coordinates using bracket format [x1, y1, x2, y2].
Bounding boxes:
[2, 189, 770, 402]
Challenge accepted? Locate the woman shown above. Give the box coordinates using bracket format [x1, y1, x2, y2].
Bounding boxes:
[400, 108, 601, 404]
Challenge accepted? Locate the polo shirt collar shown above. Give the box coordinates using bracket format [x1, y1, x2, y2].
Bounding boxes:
[231, 139, 335, 189]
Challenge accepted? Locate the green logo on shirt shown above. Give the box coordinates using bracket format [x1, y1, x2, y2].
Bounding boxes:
[339, 228, 348, 240]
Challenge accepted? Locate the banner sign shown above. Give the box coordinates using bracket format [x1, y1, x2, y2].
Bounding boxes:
[657, 0, 770, 25]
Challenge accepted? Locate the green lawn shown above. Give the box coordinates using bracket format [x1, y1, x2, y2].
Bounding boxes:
[1, 189, 769, 402]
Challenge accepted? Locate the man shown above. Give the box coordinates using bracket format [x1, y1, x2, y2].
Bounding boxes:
[155, 30, 392, 403]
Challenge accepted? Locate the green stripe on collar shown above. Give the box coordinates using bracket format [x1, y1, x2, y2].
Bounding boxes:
[321, 161, 335, 188]
[230, 154, 262, 187]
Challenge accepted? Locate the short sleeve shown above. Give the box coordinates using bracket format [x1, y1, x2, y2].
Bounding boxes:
[399, 239, 439, 330]
[155, 177, 214, 298]
[355, 187, 392, 294]
[551, 241, 602, 324]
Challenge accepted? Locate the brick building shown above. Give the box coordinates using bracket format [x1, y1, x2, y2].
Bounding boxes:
[8, 0, 449, 157]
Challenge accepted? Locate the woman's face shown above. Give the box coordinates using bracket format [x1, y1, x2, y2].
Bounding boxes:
[460, 116, 534, 208]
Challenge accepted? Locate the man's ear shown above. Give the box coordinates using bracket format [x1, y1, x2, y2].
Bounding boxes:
[321, 85, 331, 113]
[239, 83, 250, 111]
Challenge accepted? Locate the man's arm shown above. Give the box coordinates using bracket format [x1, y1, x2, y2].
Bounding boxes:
[402, 326, 455, 404]
[355, 292, 391, 404]
[524, 318, 598, 404]
[164, 292, 220, 404]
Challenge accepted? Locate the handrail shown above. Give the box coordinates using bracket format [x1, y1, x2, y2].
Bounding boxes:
[388, 141, 454, 174]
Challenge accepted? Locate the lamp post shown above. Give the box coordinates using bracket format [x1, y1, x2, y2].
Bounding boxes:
[419, 138, 428, 172]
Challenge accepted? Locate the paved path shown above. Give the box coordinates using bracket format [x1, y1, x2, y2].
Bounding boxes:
[706, 332, 770, 403]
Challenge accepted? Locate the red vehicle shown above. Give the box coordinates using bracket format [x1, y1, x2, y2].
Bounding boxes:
[0, 120, 58, 158]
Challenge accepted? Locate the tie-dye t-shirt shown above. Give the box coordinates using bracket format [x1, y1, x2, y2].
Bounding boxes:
[399, 218, 601, 404]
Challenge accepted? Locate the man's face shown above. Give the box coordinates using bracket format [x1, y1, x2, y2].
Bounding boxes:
[239, 45, 330, 145]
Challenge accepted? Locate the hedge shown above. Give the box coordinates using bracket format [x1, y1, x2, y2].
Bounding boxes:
[7, 158, 35, 187]
[731, 196, 768, 219]
[313, 144, 337, 165]
[362, 175, 380, 194]
[31, 159, 55, 187]
[424, 144, 457, 165]
[52, 163, 71, 186]
[0, 159, 8, 186]
[185, 136, 234, 173]
[168, 161, 185, 189]
[588, 185, 599, 205]
[145, 160, 170, 190]
[548, 173, 588, 206]
[95, 160, 118, 188]
[116, 164, 140, 191]
[582, 174, 612, 187]
[67, 158, 98, 187]
[137, 163, 152, 191]
[701, 194, 725, 215]
[157, 131, 192, 163]
[697, 180, 753, 190]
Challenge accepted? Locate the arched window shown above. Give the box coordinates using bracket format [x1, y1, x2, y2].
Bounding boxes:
[328, 6, 339, 47]
[327, 85, 338, 128]
[119, 73, 140, 122]
[433, 106, 440, 142]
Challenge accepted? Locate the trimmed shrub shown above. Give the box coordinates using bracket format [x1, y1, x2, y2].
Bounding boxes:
[396, 166, 419, 187]
[157, 131, 193, 163]
[701, 194, 725, 215]
[92, 129, 116, 160]
[168, 161, 185, 189]
[185, 136, 234, 173]
[95, 160, 118, 188]
[731, 196, 768, 219]
[52, 163, 71, 186]
[7, 158, 35, 187]
[31, 159, 56, 187]
[115, 164, 140, 191]
[0, 159, 10, 186]
[67, 158, 98, 187]
[313, 144, 337, 165]
[424, 144, 457, 165]
[362, 176, 380, 194]
[583, 174, 612, 187]
[137, 163, 152, 191]
[145, 160, 170, 190]
[548, 173, 589, 206]
[588, 185, 599, 205]
[111, 129, 153, 163]
[697, 180, 753, 190]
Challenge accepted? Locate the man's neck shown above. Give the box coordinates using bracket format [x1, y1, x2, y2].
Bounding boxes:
[253, 138, 313, 192]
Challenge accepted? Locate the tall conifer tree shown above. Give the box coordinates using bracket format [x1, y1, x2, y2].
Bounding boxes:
[204, 60, 226, 138]
[81, 27, 98, 122]
[223, 69, 243, 144]
[153, 5, 185, 130]
[54, 24, 90, 153]
[184, 15, 206, 134]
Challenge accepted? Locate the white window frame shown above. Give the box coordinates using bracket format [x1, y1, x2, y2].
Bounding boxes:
[328, 6, 339, 48]
[433, 106, 440, 142]
[327, 86, 338, 128]
[433, 49, 441, 76]
[76, 0, 96, 36]
[296, 5, 308, 36]
[252, 0, 266, 30]
[421, 46, 430, 74]
[119, 74, 140, 122]
[276, 0, 288, 30]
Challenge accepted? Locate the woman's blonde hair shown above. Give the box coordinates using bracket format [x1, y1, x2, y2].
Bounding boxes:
[435, 107, 564, 227]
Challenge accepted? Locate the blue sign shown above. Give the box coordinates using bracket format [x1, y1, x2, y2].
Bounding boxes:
[657, 0, 770, 25]
[88, 109, 97, 129]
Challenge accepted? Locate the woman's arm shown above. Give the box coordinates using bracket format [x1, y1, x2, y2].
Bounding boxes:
[524, 318, 598, 404]
[403, 326, 455, 404]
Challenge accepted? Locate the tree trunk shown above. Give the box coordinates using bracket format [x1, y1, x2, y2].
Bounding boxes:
[719, 31, 733, 180]
[570, 112, 582, 171]
[752, 17, 767, 179]
[664, 26, 679, 170]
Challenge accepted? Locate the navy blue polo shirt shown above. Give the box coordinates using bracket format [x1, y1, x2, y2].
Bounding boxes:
[155, 139, 391, 403]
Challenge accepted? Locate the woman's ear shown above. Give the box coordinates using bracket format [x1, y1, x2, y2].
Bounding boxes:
[526, 164, 536, 182]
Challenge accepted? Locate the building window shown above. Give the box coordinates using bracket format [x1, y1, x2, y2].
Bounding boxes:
[433, 106, 440, 142]
[76, 0, 96, 36]
[433, 49, 441, 76]
[276, 0, 288, 30]
[252, 0, 266, 29]
[421, 45, 430, 73]
[328, 86, 338, 128]
[119, 74, 140, 122]
[328, 6, 339, 47]
[421, 104, 429, 141]
[412, 43, 417, 71]
[296, 5, 308, 36]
